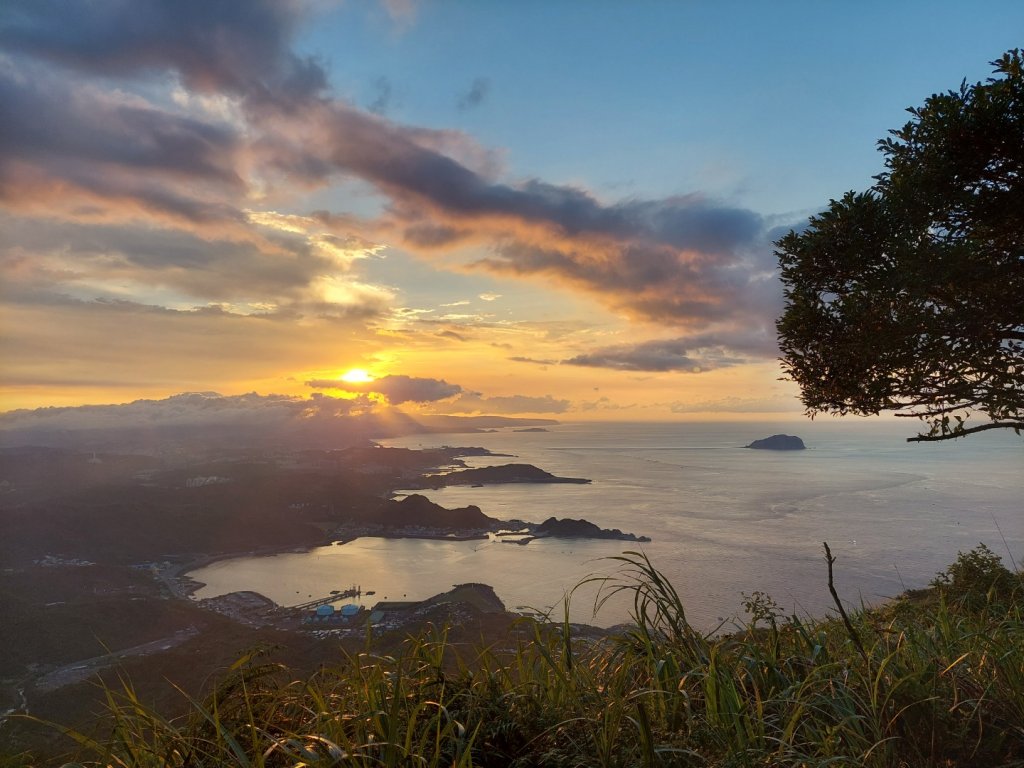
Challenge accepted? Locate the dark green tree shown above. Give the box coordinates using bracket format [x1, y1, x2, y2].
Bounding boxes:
[776, 51, 1024, 441]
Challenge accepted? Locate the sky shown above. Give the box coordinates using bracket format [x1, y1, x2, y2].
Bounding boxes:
[2, 1, 1022, 422]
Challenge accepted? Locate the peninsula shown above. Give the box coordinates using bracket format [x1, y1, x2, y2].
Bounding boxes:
[535, 516, 651, 542]
[428, 463, 591, 486]
[494, 516, 652, 545]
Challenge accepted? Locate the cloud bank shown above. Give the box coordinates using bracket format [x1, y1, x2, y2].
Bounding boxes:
[1, 0, 789, 399]
[0, 390, 562, 450]
[307, 374, 463, 405]
[0, 391, 367, 434]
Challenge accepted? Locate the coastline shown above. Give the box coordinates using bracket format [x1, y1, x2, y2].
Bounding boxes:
[167, 544, 318, 601]
[344, 531, 490, 542]
[156, 423, 1021, 631]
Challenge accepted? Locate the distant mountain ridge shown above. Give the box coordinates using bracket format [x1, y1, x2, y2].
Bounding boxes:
[0, 392, 558, 452]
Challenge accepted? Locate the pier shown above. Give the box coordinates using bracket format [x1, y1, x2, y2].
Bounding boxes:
[293, 586, 361, 610]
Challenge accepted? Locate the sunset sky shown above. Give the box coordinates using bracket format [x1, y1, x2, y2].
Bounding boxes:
[2, 1, 1021, 421]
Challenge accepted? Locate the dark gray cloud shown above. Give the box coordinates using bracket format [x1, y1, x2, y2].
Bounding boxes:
[398, 222, 474, 249]
[307, 374, 463, 404]
[482, 240, 777, 326]
[564, 339, 705, 373]
[281, 103, 777, 332]
[563, 331, 777, 373]
[0, 0, 326, 100]
[458, 77, 489, 110]
[324, 122, 763, 255]
[0, 64, 250, 228]
[319, 115, 775, 335]
[0, 67, 241, 185]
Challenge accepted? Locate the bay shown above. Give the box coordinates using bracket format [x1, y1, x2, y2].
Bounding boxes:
[188, 420, 1022, 629]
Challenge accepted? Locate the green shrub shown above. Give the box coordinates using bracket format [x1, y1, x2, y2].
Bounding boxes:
[930, 543, 1021, 607]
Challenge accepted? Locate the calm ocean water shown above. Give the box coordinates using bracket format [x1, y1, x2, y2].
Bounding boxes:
[190, 420, 1022, 629]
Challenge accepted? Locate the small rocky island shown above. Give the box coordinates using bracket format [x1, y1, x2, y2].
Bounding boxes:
[430, 463, 591, 486]
[513, 427, 549, 433]
[746, 434, 806, 451]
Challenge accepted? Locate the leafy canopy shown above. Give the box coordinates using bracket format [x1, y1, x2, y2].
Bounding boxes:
[776, 51, 1024, 441]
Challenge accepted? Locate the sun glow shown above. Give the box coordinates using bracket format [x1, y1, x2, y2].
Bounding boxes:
[340, 368, 374, 383]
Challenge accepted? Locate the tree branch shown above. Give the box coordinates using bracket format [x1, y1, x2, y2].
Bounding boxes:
[907, 421, 1024, 442]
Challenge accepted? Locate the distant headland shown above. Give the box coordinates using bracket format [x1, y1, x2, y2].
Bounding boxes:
[427, 463, 591, 487]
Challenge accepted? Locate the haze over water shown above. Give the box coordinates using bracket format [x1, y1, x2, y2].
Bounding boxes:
[190, 421, 1022, 629]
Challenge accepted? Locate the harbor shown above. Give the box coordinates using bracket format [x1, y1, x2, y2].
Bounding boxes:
[292, 585, 362, 610]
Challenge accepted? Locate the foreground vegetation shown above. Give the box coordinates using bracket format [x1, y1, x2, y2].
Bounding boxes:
[19, 545, 1024, 767]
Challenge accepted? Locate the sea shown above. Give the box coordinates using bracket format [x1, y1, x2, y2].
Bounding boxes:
[188, 420, 1022, 630]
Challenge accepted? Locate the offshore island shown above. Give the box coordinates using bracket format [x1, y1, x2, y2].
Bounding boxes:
[746, 434, 806, 450]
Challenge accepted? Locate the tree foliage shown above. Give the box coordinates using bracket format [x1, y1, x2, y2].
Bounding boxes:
[776, 51, 1024, 441]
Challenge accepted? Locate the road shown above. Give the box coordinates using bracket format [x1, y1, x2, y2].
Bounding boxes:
[32, 626, 200, 694]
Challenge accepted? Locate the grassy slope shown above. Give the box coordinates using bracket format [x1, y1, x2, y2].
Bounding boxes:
[6, 546, 1022, 768]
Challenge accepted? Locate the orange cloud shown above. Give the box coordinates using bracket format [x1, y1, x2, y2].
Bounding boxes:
[1, 0, 791, 398]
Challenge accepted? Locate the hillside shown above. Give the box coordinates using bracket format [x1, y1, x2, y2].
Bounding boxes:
[5, 546, 1022, 767]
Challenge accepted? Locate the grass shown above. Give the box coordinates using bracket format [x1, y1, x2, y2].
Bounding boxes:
[12, 544, 1024, 767]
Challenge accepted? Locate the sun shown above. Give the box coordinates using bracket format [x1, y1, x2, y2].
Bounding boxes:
[339, 368, 374, 383]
